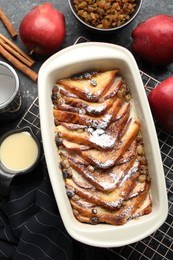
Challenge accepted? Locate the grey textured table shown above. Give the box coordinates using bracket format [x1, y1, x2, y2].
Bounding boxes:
[0, 1, 173, 259]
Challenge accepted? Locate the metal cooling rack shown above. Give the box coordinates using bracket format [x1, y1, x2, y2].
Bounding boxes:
[16, 37, 173, 260]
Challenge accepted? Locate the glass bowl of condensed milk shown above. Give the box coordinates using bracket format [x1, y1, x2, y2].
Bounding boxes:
[0, 127, 41, 196]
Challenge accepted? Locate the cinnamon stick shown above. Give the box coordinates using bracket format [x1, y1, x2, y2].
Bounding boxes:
[0, 44, 38, 82]
[0, 8, 18, 38]
[0, 33, 35, 67]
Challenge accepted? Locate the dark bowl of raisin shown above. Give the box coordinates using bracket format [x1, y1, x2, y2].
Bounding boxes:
[68, 0, 143, 33]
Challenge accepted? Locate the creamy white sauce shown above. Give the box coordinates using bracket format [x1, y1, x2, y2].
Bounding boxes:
[0, 131, 39, 172]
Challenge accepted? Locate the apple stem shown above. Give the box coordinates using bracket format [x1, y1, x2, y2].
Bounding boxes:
[30, 49, 34, 55]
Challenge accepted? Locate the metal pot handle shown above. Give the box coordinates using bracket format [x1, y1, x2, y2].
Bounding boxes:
[0, 169, 15, 196]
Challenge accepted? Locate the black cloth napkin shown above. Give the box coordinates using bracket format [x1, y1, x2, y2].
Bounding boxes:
[0, 161, 114, 260]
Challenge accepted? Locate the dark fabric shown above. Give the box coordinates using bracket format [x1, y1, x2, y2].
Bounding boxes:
[0, 161, 116, 260]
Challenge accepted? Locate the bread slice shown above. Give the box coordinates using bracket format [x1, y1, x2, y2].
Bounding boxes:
[69, 182, 151, 225]
[56, 111, 129, 151]
[53, 96, 123, 129]
[80, 118, 140, 169]
[65, 160, 140, 210]
[101, 76, 123, 100]
[55, 101, 130, 151]
[57, 123, 118, 150]
[53, 75, 123, 117]
[131, 194, 152, 219]
[60, 142, 137, 192]
[57, 69, 119, 101]
[56, 96, 115, 116]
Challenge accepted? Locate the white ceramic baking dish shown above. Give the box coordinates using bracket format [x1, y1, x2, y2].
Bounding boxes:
[38, 42, 168, 248]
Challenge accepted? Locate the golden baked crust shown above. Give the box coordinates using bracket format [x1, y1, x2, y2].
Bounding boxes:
[57, 69, 119, 101]
[52, 69, 152, 225]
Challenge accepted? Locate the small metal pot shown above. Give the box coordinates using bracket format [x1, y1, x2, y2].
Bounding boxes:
[0, 61, 26, 123]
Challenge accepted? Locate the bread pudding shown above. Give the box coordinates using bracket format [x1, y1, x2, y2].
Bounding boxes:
[51, 69, 152, 225]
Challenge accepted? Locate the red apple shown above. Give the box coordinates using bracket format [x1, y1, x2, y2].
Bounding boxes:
[148, 77, 173, 132]
[19, 2, 66, 56]
[132, 15, 173, 65]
